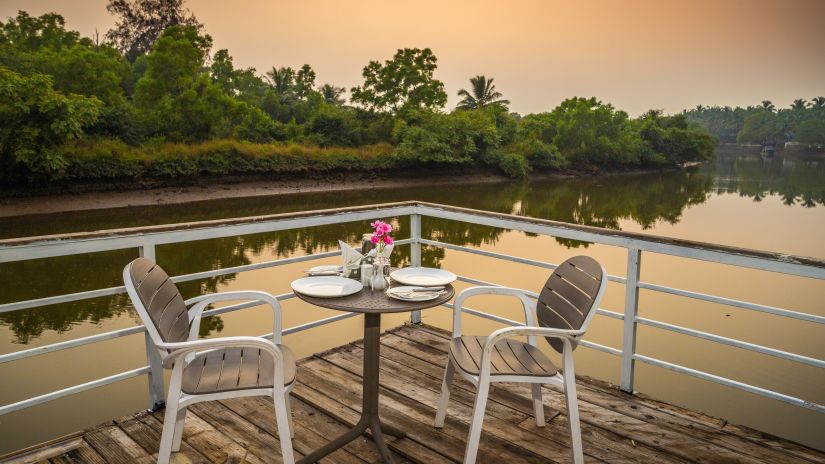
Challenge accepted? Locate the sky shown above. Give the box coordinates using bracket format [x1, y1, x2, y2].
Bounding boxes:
[1, 0, 824, 116]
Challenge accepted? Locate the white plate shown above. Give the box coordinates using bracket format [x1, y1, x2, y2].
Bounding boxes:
[390, 267, 456, 287]
[291, 276, 363, 298]
[386, 286, 444, 302]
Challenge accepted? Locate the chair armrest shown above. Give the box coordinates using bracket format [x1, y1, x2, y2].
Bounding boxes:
[476, 326, 584, 379]
[184, 290, 283, 343]
[159, 335, 282, 368]
[452, 286, 536, 340]
[485, 326, 584, 347]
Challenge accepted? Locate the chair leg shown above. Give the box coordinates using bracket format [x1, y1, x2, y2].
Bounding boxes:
[434, 359, 455, 428]
[531, 383, 545, 427]
[563, 371, 584, 464]
[274, 392, 296, 464]
[171, 406, 187, 452]
[285, 392, 295, 438]
[157, 395, 179, 464]
[463, 380, 490, 464]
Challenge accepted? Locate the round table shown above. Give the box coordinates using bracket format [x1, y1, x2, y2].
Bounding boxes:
[294, 283, 454, 464]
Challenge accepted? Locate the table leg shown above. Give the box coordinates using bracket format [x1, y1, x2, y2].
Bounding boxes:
[297, 313, 406, 464]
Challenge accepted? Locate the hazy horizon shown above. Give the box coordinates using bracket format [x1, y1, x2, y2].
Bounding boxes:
[1, 0, 823, 116]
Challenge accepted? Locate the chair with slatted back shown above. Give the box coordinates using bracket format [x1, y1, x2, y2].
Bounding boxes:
[123, 257, 296, 464]
[434, 255, 607, 464]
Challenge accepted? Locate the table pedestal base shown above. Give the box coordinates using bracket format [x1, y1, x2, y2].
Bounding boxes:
[297, 313, 404, 463]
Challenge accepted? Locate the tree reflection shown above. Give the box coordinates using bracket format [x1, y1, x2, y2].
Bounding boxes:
[2, 154, 821, 343]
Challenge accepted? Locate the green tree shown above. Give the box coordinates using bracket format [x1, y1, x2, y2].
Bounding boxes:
[265, 66, 294, 96]
[319, 83, 346, 105]
[351, 48, 447, 112]
[548, 97, 639, 165]
[0, 12, 130, 105]
[0, 67, 101, 178]
[294, 64, 316, 99]
[638, 112, 714, 164]
[791, 99, 807, 111]
[209, 49, 269, 105]
[795, 119, 825, 146]
[133, 26, 274, 141]
[811, 97, 825, 109]
[308, 104, 360, 146]
[105, 0, 202, 61]
[760, 100, 775, 112]
[737, 111, 783, 145]
[457, 75, 509, 110]
[392, 108, 499, 164]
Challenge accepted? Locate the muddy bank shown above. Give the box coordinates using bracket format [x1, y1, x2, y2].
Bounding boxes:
[0, 173, 519, 217]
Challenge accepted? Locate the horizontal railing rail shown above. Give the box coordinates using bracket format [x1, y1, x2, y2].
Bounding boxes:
[1, 201, 823, 420]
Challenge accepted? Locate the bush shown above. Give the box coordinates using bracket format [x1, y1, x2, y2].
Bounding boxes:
[497, 152, 530, 178]
[40, 139, 399, 183]
[60, 139, 142, 179]
[511, 138, 567, 170]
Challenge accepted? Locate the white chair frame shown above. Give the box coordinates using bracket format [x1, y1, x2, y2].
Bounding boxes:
[123, 264, 295, 464]
[434, 272, 607, 464]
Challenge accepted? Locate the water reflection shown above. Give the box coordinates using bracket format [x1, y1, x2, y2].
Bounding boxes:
[0, 154, 822, 344]
[714, 156, 825, 207]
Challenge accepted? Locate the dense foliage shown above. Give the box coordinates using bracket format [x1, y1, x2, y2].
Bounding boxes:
[0, 7, 720, 185]
[685, 99, 825, 146]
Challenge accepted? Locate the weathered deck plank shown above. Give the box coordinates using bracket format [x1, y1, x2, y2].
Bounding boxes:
[3, 324, 824, 464]
[395, 325, 825, 463]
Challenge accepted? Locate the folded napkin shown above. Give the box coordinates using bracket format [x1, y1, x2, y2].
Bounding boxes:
[366, 244, 394, 261]
[339, 240, 364, 278]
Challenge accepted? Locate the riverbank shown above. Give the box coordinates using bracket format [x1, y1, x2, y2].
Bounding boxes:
[0, 173, 521, 217]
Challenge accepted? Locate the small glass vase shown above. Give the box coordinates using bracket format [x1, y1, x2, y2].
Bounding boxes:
[370, 256, 390, 291]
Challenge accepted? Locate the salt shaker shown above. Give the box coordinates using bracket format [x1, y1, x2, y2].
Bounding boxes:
[360, 263, 373, 286]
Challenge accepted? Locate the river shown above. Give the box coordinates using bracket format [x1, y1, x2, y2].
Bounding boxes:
[1, 152, 824, 454]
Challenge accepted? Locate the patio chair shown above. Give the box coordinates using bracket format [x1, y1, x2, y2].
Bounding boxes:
[123, 258, 296, 464]
[434, 255, 607, 464]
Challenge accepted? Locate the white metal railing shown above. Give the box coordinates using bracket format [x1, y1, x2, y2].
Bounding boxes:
[1, 201, 824, 419]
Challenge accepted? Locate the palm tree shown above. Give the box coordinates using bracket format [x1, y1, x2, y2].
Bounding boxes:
[791, 99, 807, 110]
[457, 75, 510, 110]
[265, 66, 294, 94]
[760, 100, 775, 111]
[319, 84, 346, 105]
[811, 97, 825, 109]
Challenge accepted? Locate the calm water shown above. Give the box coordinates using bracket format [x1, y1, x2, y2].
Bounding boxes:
[1, 153, 824, 454]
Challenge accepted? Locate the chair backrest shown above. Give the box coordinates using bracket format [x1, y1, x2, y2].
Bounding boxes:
[123, 257, 190, 346]
[536, 255, 607, 353]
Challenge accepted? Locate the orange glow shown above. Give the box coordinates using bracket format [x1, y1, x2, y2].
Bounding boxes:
[2, 0, 823, 114]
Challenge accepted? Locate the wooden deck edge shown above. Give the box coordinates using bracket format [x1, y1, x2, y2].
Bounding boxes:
[0, 431, 85, 464]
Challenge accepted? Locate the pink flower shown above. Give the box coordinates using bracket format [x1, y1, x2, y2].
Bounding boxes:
[383, 235, 393, 245]
[370, 235, 380, 244]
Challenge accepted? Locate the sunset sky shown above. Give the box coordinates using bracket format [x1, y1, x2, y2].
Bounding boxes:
[2, 0, 823, 115]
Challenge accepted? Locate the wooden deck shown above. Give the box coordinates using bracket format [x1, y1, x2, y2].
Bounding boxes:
[3, 325, 825, 464]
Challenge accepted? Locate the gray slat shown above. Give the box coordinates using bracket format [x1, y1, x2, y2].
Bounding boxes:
[181, 346, 295, 395]
[449, 336, 557, 377]
[536, 256, 604, 353]
[128, 258, 189, 343]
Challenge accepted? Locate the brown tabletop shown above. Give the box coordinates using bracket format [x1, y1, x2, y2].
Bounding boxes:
[294, 283, 455, 314]
[293, 278, 454, 463]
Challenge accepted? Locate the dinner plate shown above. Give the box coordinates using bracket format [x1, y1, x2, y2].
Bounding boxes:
[291, 276, 362, 298]
[389, 267, 457, 286]
[386, 286, 445, 302]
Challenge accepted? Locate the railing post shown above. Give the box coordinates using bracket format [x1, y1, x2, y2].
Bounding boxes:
[621, 248, 641, 393]
[409, 213, 423, 325]
[139, 243, 165, 410]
